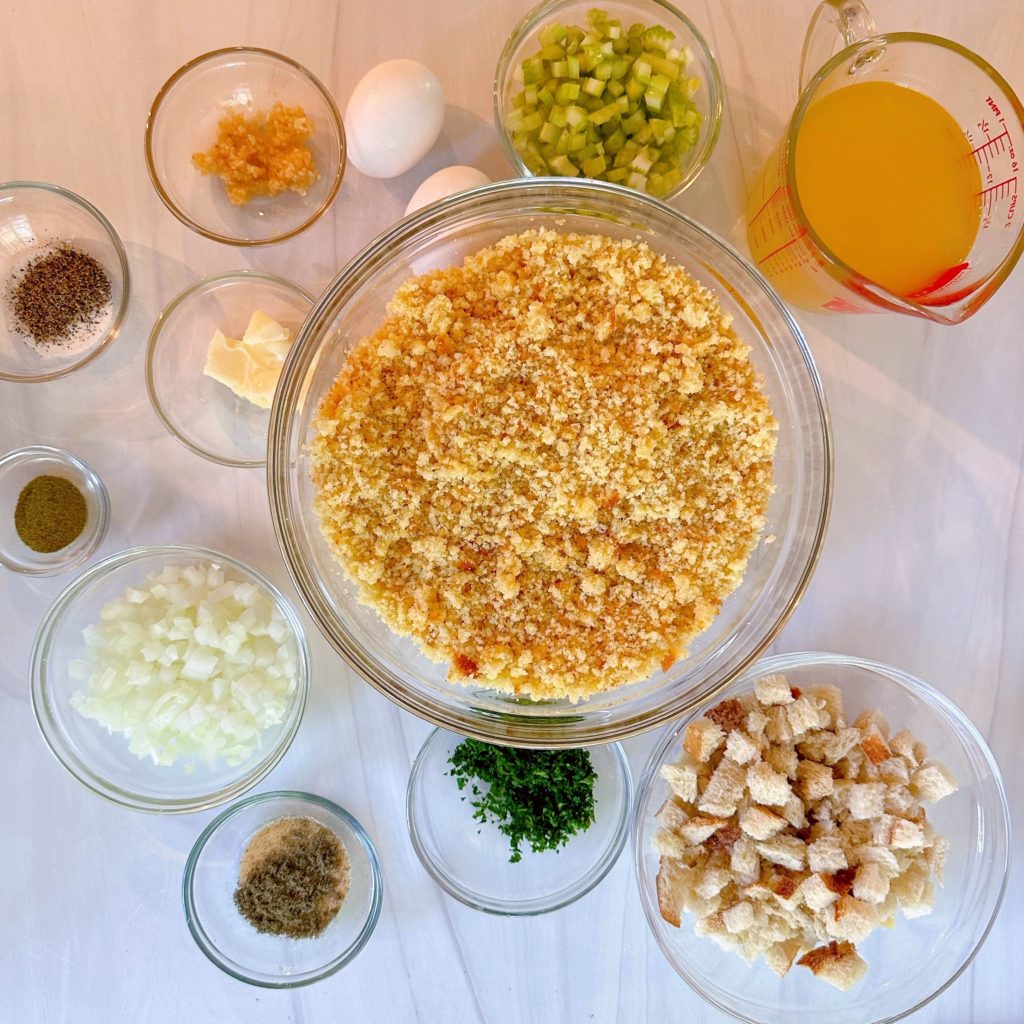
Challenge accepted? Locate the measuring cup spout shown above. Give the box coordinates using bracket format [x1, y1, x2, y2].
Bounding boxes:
[799, 0, 878, 92]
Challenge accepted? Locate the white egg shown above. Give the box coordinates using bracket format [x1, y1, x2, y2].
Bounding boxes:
[345, 60, 445, 179]
[405, 166, 491, 215]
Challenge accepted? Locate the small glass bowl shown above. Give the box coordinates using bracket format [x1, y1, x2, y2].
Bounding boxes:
[494, 0, 723, 200]
[633, 652, 1011, 1024]
[145, 47, 346, 245]
[0, 445, 109, 575]
[183, 791, 383, 987]
[0, 181, 131, 382]
[30, 545, 310, 813]
[407, 728, 632, 915]
[147, 272, 314, 467]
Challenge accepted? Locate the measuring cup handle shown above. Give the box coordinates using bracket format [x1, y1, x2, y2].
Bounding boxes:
[799, 0, 878, 92]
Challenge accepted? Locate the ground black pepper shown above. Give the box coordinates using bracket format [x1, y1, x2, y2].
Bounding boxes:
[7, 244, 112, 348]
[14, 474, 88, 553]
[234, 817, 350, 939]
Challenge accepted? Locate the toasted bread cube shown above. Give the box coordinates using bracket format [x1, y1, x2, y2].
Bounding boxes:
[796, 759, 834, 802]
[755, 674, 795, 706]
[656, 857, 693, 927]
[724, 728, 761, 765]
[745, 709, 769, 740]
[787, 696, 826, 737]
[889, 729, 918, 765]
[808, 835, 848, 874]
[706, 698, 747, 733]
[747, 762, 792, 807]
[780, 794, 807, 830]
[827, 894, 878, 943]
[694, 910, 726, 936]
[801, 872, 839, 912]
[765, 743, 799, 779]
[910, 761, 958, 803]
[764, 937, 803, 977]
[653, 828, 693, 860]
[854, 707, 890, 738]
[836, 747, 865, 780]
[684, 718, 725, 763]
[854, 844, 901, 875]
[888, 817, 927, 850]
[698, 758, 747, 817]
[883, 784, 920, 818]
[859, 729, 891, 765]
[660, 762, 699, 804]
[679, 815, 730, 845]
[878, 756, 911, 786]
[765, 705, 795, 744]
[852, 861, 891, 904]
[655, 796, 690, 834]
[694, 866, 733, 900]
[738, 804, 787, 841]
[894, 865, 935, 919]
[824, 727, 861, 765]
[839, 817, 874, 852]
[756, 835, 807, 871]
[846, 782, 887, 820]
[798, 941, 867, 991]
[808, 685, 844, 726]
[722, 900, 756, 934]
[927, 835, 950, 884]
[730, 835, 760, 883]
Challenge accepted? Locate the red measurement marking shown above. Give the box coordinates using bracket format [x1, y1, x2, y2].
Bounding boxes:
[823, 297, 864, 313]
[749, 185, 787, 224]
[907, 262, 970, 299]
[978, 176, 1018, 210]
[756, 229, 808, 267]
[971, 129, 1010, 164]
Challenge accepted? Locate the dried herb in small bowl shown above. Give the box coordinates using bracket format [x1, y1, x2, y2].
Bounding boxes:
[447, 739, 597, 863]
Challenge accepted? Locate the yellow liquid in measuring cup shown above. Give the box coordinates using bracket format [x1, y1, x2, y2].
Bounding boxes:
[794, 81, 982, 298]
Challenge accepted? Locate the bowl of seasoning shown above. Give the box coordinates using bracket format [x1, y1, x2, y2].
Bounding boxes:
[0, 181, 131, 382]
[31, 544, 310, 812]
[183, 791, 383, 987]
[145, 48, 346, 246]
[147, 271, 315, 467]
[0, 445, 109, 575]
[406, 728, 632, 914]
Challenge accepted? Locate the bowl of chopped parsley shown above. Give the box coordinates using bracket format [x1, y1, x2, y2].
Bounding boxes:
[406, 729, 632, 914]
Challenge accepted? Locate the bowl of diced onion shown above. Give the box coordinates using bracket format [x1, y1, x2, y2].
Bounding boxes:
[30, 544, 310, 813]
[494, 0, 723, 199]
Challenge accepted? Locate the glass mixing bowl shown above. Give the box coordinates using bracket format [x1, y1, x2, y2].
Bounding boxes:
[267, 178, 832, 747]
[633, 652, 1011, 1024]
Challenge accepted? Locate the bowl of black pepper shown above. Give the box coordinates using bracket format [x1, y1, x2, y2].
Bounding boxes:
[183, 791, 383, 988]
[0, 181, 131, 383]
[0, 445, 110, 575]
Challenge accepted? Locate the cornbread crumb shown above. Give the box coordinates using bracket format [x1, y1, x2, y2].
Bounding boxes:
[310, 230, 777, 700]
[192, 102, 318, 205]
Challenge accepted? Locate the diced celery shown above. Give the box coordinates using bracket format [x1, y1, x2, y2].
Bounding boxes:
[582, 154, 608, 177]
[630, 146, 655, 174]
[520, 110, 544, 132]
[620, 109, 646, 135]
[538, 120, 560, 145]
[610, 57, 631, 79]
[582, 76, 606, 97]
[566, 55, 581, 78]
[565, 104, 589, 128]
[550, 60, 569, 78]
[626, 170, 647, 190]
[625, 78, 646, 101]
[549, 104, 569, 128]
[641, 52, 680, 79]
[537, 87, 554, 105]
[605, 79, 625, 97]
[604, 127, 627, 154]
[556, 82, 581, 102]
[522, 57, 545, 85]
[548, 154, 580, 176]
[605, 167, 629, 183]
[512, 92, 525, 110]
[524, 85, 538, 106]
[642, 25, 675, 53]
[538, 21, 566, 47]
[554, 130, 571, 155]
[540, 44, 565, 61]
[632, 60, 652, 85]
[644, 88, 665, 112]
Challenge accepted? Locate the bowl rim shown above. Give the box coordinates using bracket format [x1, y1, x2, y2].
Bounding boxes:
[406, 727, 633, 915]
[0, 180, 132, 383]
[145, 270, 316, 468]
[144, 46, 347, 247]
[267, 176, 833, 747]
[492, 0, 725, 200]
[29, 543, 311, 813]
[631, 649, 1013, 1024]
[0, 444, 110, 575]
[182, 789, 385, 988]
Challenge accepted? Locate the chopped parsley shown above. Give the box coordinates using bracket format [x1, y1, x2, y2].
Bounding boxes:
[447, 739, 597, 862]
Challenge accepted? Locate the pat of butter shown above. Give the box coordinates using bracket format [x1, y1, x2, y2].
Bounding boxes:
[203, 310, 293, 409]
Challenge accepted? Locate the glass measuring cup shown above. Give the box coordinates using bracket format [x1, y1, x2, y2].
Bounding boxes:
[746, 0, 1023, 323]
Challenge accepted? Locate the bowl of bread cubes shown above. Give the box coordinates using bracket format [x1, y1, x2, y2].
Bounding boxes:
[633, 651, 1010, 1024]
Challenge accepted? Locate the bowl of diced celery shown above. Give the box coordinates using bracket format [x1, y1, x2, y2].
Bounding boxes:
[494, 0, 722, 199]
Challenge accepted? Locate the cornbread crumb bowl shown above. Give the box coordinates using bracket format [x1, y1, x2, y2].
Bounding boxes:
[633, 652, 1011, 1024]
[267, 178, 832, 747]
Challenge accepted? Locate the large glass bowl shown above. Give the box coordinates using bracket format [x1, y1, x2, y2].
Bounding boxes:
[30, 544, 310, 812]
[267, 178, 832, 747]
[633, 652, 1011, 1024]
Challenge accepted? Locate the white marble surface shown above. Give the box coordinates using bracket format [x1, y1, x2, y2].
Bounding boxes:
[1, 1, 1022, 1021]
